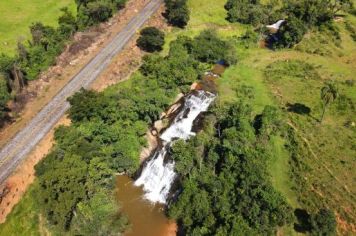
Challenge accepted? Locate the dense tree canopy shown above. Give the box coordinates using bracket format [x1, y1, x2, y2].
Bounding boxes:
[169, 101, 294, 235]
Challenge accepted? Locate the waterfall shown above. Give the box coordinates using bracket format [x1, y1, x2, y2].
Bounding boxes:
[134, 90, 216, 204]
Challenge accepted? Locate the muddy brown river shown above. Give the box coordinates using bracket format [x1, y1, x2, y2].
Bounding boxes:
[116, 175, 176, 236]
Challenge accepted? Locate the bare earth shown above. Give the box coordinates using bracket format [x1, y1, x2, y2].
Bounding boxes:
[0, 0, 170, 226]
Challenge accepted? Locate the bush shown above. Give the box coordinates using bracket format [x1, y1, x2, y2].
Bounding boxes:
[86, 1, 113, 25]
[136, 27, 165, 52]
[58, 7, 78, 37]
[164, 0, 190, 28]
[191, 30, 237, 65]
[225, 0, 263, 25]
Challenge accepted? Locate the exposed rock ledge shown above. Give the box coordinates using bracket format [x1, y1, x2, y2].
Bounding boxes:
[139, 93, 184, 163]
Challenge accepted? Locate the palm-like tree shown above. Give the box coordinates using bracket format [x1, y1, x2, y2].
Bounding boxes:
[320, 82, 338, 123]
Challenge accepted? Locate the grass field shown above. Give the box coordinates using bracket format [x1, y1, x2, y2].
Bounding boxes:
[0, 0, 76, 55]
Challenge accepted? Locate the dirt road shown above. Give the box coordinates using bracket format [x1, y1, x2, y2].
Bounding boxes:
[0, 0, 162, 184]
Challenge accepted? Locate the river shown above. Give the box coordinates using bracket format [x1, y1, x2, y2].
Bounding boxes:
[116, 175, 176, 236]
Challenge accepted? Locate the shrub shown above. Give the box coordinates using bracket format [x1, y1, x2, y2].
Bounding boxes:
[225, 0, 264, 25]
[191, 30, 237, 65]
[86, 1, 113, 25]
[136, 27, 165, 52]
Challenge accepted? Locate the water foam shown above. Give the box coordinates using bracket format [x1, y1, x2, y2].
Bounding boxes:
[134, 91, 216, 204]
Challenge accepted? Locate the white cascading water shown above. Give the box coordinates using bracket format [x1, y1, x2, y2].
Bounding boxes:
[134, 90, 216, 204]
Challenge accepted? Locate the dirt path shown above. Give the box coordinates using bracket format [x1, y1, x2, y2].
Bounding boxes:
[0, 1, 168, 224]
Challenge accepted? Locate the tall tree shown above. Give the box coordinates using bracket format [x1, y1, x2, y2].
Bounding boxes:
[320, 82, 338, 123]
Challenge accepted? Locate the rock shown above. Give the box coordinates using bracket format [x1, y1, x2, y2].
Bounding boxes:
[151, 129, 158, 136]
[154, 120, 165, 132]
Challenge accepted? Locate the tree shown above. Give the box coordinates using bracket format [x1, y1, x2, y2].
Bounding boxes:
[164, 0, 190, 28]
[35, 152, 88, 230]
[0, 74, 10, 121]
[320, 82, 338, 123]
[71, 191, 129, 236]
[225, 0, 267, 26]
[58, 7, 78, 37]
[136, 27, 165, 52]
[273, 17, 307, 48]
[284, 0, 332, 27]
[86, 1, 113, 24]
[310, 209, 337, 236]
[191, 30, 237, 65]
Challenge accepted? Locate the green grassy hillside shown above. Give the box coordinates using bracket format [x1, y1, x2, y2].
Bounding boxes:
[0, 0, 75, 55]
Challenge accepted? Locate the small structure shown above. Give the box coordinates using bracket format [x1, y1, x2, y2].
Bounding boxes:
[266, 20, 286, 33]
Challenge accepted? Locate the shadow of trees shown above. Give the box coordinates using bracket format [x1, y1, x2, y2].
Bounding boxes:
[286, 103, 311, 115]
[286, 102, 319, 122]
[294, 208, 312, 233]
